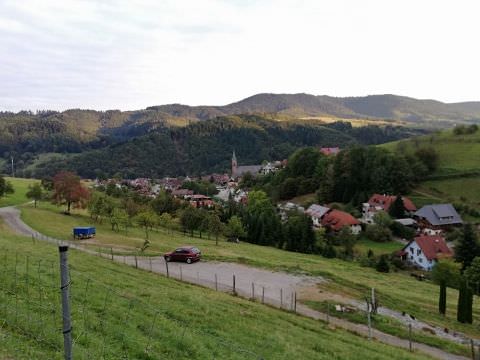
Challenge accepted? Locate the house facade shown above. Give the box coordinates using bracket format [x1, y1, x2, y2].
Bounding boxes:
[400, 235, 453, 271]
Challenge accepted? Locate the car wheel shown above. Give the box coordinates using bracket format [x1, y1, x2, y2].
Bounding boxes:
[165, 256, 171, 262]
[186, 258, 192, 264]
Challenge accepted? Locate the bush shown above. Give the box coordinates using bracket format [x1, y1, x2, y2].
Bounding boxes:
[322, 244, 337, 258]
[365, 224, 392, 242]
[389, 221, 415, 240]
[359, 255, 376, 268]
[376, 255, 390, 273]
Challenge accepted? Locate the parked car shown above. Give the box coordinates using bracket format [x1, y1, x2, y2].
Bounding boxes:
[164, 246, 201, 264]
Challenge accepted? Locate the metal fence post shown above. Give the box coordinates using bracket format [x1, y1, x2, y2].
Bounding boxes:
[233, 274, 236, 295]
[165, 259, 169, 278]
[59, 246, 72, 360]
[215, 273, 218, 291]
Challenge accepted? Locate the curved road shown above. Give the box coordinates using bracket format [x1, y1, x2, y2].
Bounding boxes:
[0, 205, 468, 360]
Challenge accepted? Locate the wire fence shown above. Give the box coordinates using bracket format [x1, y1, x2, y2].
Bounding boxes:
[0, 244, 267, 360]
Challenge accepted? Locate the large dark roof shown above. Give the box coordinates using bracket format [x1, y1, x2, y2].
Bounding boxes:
[414, 204, 463, 226]
[235, 165, 262, 177]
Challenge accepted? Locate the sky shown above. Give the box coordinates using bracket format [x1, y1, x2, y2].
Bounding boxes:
[1, 0, 479, 111]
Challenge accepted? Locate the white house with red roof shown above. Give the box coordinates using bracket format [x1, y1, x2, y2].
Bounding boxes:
[321, 209, 361, 235]
[362, 194, 417, 224]
[400, 235, 453, 271]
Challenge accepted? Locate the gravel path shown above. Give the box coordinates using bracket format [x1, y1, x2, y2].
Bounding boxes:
[0, 205, 469, 359]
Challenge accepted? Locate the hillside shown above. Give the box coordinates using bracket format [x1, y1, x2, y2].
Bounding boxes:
[381, 128, 480, 219]
[24, 115, 424, 179]
[0, 224, 434, 359]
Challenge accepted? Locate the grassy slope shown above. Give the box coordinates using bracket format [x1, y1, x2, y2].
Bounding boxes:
[0, 177, 39, 207]
[0, 223, 430, 360]
[19, 203, 480, 343]
[382, 129, 480, 175]
[382, 129, 480, 220]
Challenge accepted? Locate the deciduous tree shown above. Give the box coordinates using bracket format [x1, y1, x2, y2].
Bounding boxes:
[26, 183, 43, 208]
[52, 172, 89, 214]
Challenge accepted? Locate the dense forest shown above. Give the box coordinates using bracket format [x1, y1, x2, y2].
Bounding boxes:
[13, 115, 426, 179]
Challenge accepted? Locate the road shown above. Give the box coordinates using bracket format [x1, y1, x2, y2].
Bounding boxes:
[0, 205, 469, 360]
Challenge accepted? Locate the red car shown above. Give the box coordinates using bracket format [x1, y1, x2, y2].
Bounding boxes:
[164, 246, 201, 264]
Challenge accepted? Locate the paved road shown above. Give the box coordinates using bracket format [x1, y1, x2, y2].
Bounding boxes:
[0, 205, 468, 360]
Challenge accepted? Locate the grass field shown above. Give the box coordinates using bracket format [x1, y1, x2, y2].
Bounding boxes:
[355, 238, 403, 256]
[0, 222, 431, 360]
[18, 202, 480, 344]
[382, 129, 480, 175]
[0, 177, 39, 207]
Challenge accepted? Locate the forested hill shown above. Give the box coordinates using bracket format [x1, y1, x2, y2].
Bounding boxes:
[147, 93, 480, 125]
[27, 115, 425, 179]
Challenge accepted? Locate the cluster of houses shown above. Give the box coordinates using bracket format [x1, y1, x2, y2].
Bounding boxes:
[288, 193, 464, 271]
[96, 150, 467, 272]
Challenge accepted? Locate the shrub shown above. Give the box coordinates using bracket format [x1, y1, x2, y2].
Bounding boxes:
[365, 224, 392, 242]
[376, 255, 390, 273]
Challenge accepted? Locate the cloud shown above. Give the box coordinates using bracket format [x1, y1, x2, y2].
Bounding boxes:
[1, 0, 480, 111]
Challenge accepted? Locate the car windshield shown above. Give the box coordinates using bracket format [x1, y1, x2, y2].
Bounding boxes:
[191, 247, 200, 254]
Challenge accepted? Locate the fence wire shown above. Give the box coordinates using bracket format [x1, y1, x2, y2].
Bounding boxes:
[0, 245, 266, 360]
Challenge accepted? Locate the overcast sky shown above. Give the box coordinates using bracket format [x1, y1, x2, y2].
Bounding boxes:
[1, 0, 479, 111]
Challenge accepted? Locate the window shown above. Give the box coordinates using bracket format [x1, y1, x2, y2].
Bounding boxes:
[417, 249, 421, 256]
[410, 248, 414, 254]
[419, 258, 423, 263]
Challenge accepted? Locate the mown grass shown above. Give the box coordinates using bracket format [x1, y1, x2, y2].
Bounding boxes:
[18, 202, 480, 343]
[0, 223, 431, 360]
[355, 238, 402, 256]
[0, 177, 39, 207]
[304, 300, 469, 357]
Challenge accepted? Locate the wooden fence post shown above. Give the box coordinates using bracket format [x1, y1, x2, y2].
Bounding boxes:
[409, 323, 413, 352]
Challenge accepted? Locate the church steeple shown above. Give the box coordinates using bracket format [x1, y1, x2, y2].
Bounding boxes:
[231, 150, 238, 177]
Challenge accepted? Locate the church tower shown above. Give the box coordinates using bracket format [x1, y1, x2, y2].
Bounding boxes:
[231, 150, 238, 177]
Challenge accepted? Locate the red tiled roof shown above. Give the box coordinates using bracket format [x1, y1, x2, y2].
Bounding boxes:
[368, 194, 417, 212]
[413, 235, 453, 261]
[321, 209, 359, 231]
[320, 147, 340, 155]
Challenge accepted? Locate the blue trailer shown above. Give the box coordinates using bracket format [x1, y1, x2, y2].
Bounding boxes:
[73, 226, 96, 240]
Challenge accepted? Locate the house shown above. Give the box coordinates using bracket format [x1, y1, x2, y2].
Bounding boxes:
[414, 204, 463, 230]
[320, 147, 340, 156]
[277, 202, 305, 222]
[321, 209, 361, 235]
[171, 189, 194, 198]
[362, 194, 416, 223]
[186, 194, 214, 208]
[400, 235, 453, 271]
[305, 204, 330, 227]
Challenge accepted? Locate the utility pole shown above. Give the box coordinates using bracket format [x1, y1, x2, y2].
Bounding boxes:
[59, 246, 72, 360]
[11, 157, 14, 178]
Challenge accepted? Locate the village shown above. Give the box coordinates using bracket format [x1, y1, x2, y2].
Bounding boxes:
[93, 147, 462, 272]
